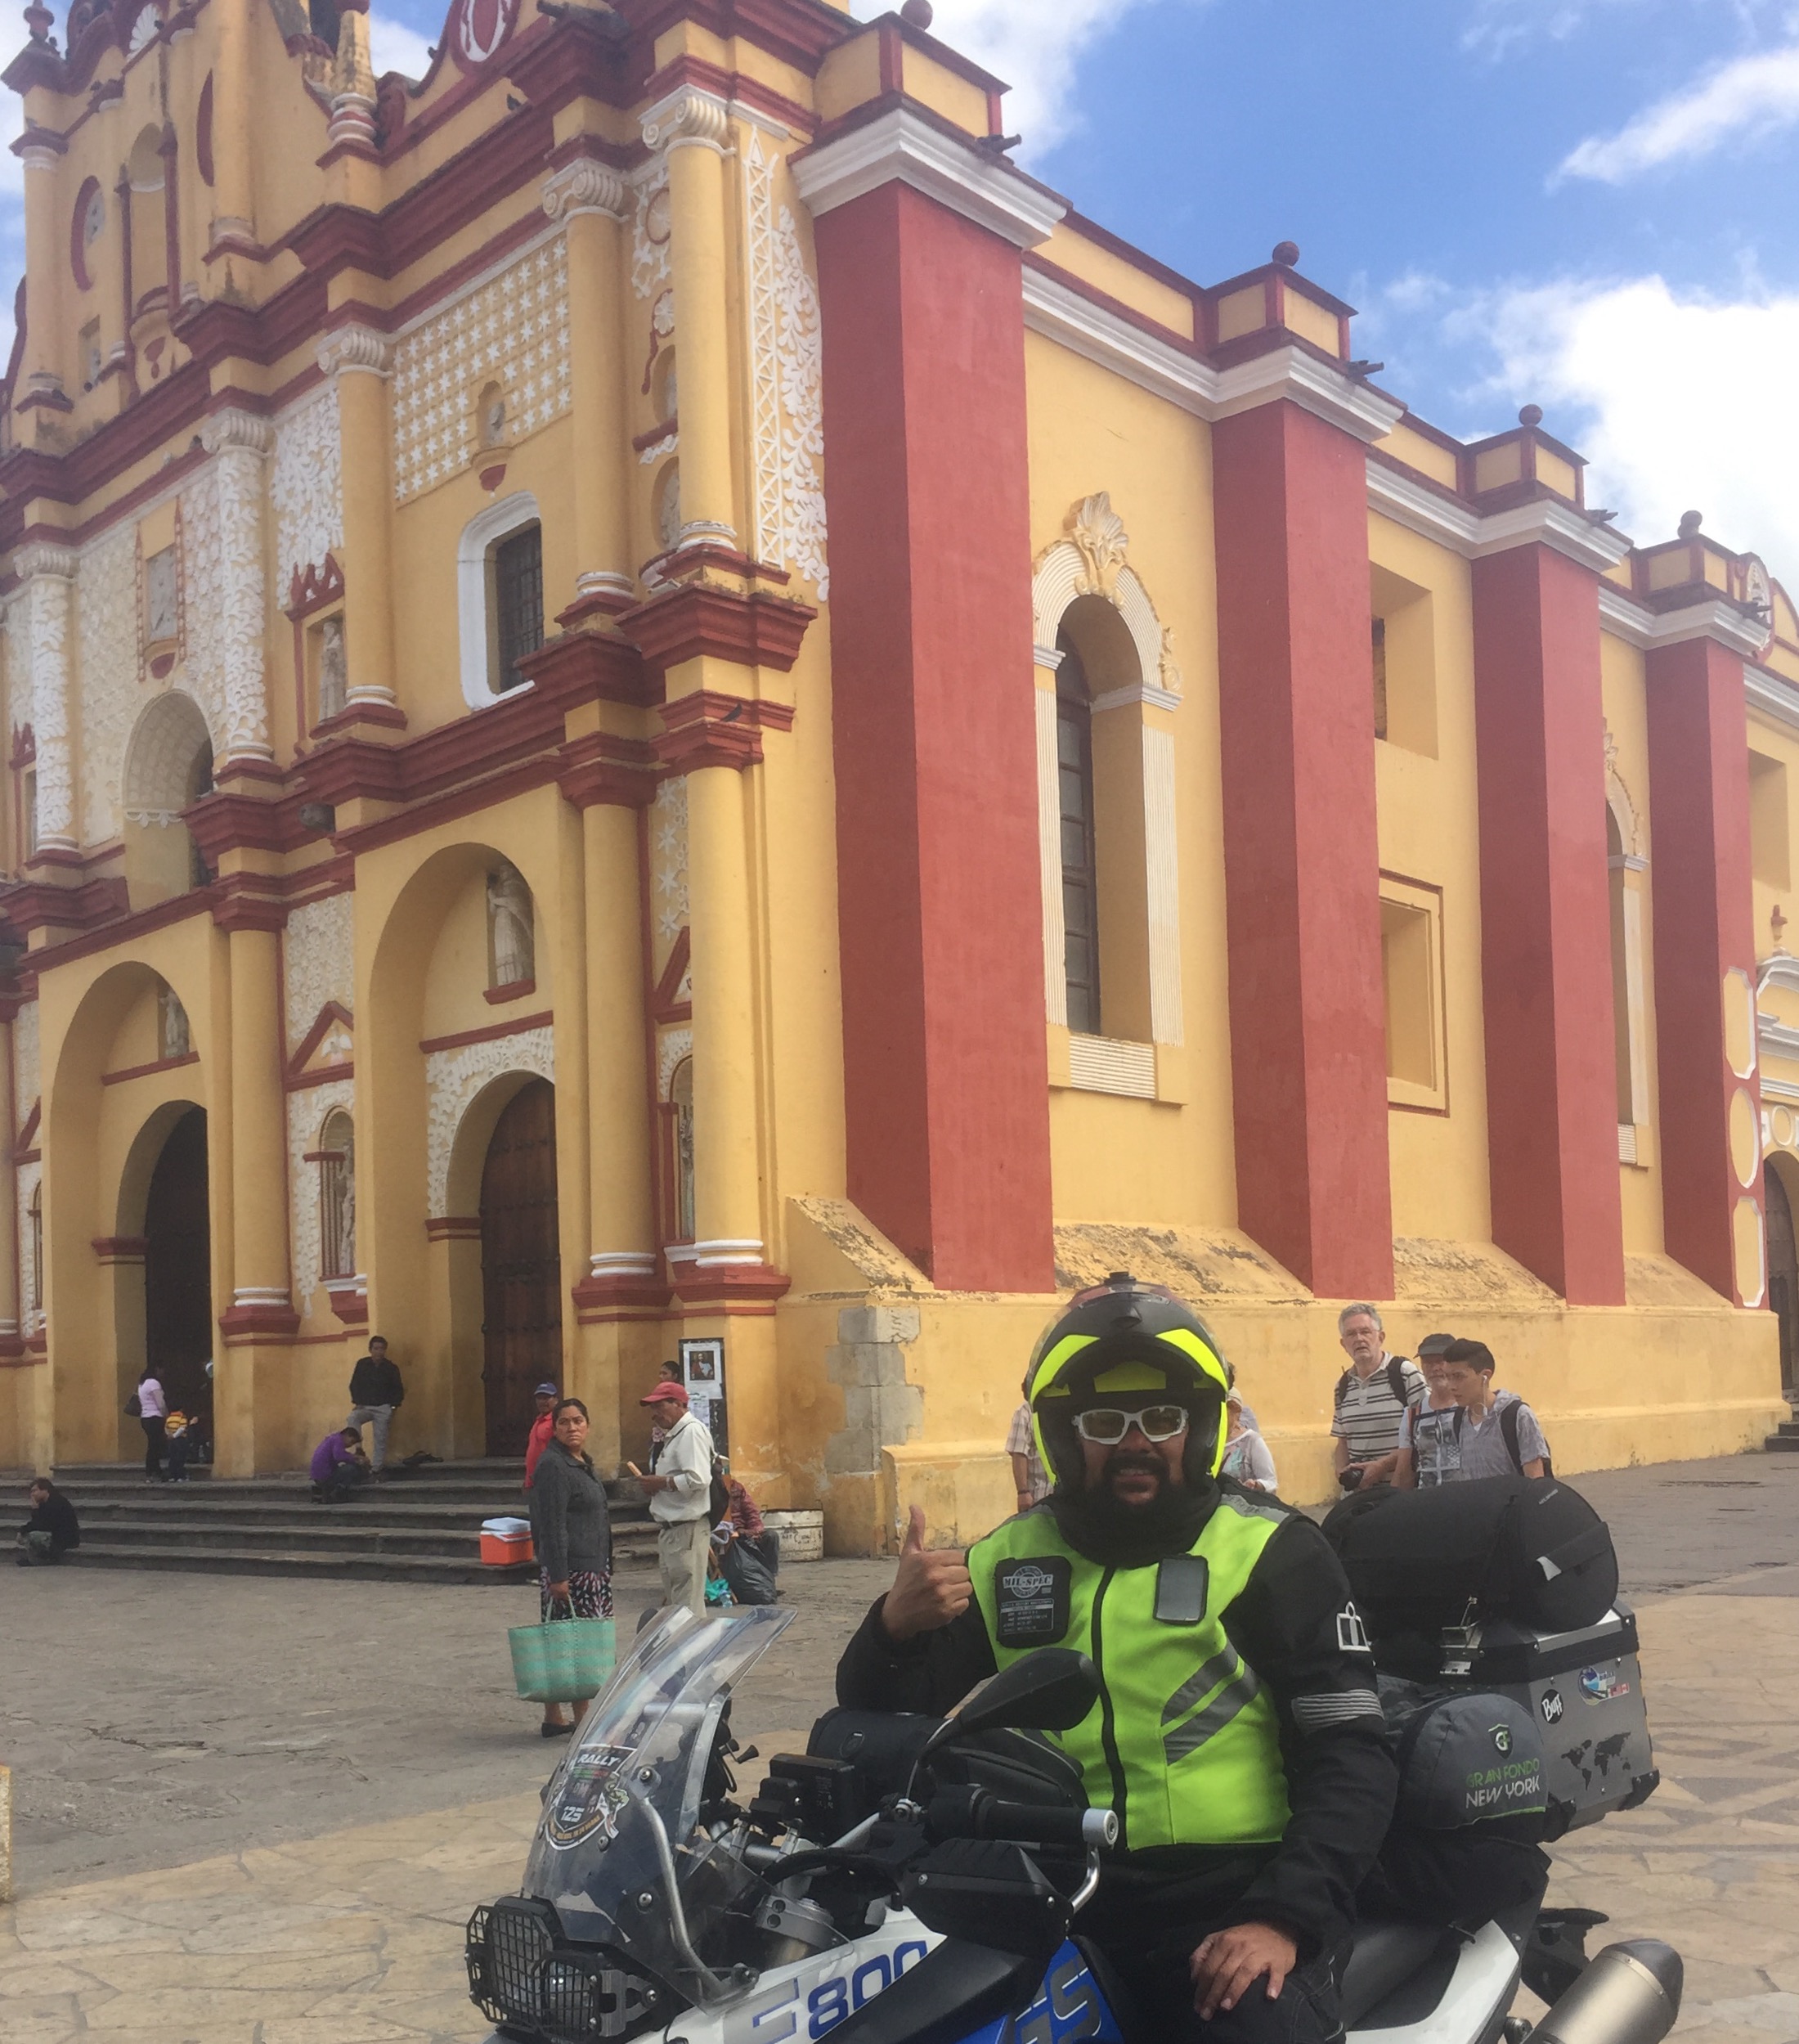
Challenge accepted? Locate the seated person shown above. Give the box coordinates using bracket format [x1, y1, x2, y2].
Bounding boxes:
[836, 1274, 1396, 2044]
[16, 1477, 80, 1565]
[716, 1459, 780, 1574]
[1218, 1391, 1277, 1492]
[309, 1425, 371, 1503]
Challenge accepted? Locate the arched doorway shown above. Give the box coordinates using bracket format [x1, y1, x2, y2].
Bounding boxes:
[479, 1077, 560, 1455]
[144, 1107, 213, 1435]
[1768, 1159, 1799, 1396]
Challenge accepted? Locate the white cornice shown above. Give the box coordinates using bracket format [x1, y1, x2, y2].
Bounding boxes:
[792, 106, 1066, 250]
[1022, 266, 1402, 442]
[1022, 266, 1213, 414]
[1368, 458, 1631, 574]
[1212, 344, 1404, 447]
[1599, 582, 1770, 658]
[1747, 665, 1799, 737]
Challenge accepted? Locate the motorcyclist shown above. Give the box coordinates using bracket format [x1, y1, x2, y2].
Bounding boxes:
[835, 1273, 1398, 2043]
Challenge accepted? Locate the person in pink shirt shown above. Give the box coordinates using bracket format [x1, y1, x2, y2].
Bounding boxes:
[523, 1382, 559, 1489]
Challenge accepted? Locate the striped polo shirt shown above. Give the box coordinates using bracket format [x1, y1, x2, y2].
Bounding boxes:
[1331, 1355, 1426, 1461]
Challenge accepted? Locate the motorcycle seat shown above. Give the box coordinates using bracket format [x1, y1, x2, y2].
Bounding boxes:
[1339, 1920, 1445, 2027]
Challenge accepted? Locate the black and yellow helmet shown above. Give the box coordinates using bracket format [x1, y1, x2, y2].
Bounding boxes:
[1027, 1271, 1231, 1488]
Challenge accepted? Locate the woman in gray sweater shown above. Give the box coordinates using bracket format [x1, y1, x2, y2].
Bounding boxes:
[527, 1398, 612, 1737]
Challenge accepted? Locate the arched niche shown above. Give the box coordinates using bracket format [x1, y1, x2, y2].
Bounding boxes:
[1030, 494, 1183, 1064]
[1604, 732, 1651, 1154]
[122, 690, 214, 909]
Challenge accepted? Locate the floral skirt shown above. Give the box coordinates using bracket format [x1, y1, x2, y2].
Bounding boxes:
[539, 1567, 613, 1621]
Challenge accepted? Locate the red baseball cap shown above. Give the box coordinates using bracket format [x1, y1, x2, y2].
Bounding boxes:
[640, 1382, 689, 1407]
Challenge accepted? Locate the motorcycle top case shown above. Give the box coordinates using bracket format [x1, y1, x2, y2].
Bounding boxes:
[1408, 1605, 1658, 1836]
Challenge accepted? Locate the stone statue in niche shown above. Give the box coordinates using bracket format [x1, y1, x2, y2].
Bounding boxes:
[159, 986, 191, 1060]
[321, 1112, 356, 1280]
[316, 614, 348, 723]
[487, 860, 534, 987]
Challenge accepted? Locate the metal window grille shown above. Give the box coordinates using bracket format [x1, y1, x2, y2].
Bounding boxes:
[493, 523, 545, 693]
[1057, 647, 1101, 1035]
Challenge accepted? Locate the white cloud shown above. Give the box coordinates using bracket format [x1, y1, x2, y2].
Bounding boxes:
[369, 11, 433, 80]
[1452, 273, 1799, 582]
[849, 0, 1185, 154]
[1559, 40, 1799, 180]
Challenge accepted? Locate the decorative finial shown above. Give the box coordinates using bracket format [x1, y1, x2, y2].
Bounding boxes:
[1518, 403, 1543, 429]
[1272, 240, 1300, 267]
[22, 1, 53, 41]
[1678, 509, 1703, 539]
[900, 0, 933, 25]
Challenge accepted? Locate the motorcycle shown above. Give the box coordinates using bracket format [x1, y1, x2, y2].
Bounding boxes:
[467, 1606, 1682, 2044]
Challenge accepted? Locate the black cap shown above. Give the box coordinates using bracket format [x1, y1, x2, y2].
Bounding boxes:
[1416, 1332, 1457, 1358]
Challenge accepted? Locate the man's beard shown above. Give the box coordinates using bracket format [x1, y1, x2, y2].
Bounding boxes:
[1048, 1449, 1212, 1566]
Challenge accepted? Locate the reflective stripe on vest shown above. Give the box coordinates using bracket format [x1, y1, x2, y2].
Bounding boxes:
[969, 1494, 1292, 1853]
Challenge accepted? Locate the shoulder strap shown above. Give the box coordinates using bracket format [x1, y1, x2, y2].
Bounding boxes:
[1386, 1356, 1410, 1404]
[1500, 1398, 1523, 1472]
[1334, 1368, 1351, 1408]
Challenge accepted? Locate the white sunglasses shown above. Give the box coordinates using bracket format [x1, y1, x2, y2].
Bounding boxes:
[1070, 1404, 1191, 1446]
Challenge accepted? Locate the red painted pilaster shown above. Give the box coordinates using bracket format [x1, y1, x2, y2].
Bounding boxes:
[1644, 635, 1761, 1302]
[1470, 544, 1624, 1303]
[1212, 400, 1393, 1300]
[814, 181, 1053, 1293]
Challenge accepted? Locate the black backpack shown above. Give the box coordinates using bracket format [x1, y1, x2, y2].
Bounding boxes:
[1322, 1474, 1617, 1640]
[1334, 1356, 1417, 1410]
[1499, 1399, 1553, 1479]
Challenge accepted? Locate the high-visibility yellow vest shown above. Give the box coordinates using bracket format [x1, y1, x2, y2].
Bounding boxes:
[968, 1494, 1291, 1852]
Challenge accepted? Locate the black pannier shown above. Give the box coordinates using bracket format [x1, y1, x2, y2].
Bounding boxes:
[1321, 1474, 1617, 1640]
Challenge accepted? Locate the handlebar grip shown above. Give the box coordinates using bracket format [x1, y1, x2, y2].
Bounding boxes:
[981, 1801, 1119, 1851]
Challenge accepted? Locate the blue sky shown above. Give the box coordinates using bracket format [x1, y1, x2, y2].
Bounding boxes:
[10, 0, 1799, 579]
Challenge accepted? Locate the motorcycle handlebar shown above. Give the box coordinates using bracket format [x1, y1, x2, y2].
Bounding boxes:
[929, 1790, 1118, 1851]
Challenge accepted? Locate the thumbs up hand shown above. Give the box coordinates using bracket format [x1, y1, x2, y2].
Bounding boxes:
[879, 1503, 973, 1643]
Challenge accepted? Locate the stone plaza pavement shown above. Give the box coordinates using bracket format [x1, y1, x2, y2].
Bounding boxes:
[5, 1458, 1799, 2042]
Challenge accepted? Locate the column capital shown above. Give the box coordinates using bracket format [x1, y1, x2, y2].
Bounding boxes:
[792, 103, 1066, 249]
[640, 86, 730, 155]
[200, 406, 272, 457]
[618, 582, 814, 678]
[655, 690, 795, 773]
[212, 887, 288, 934]
[317, 323, 393, 378]
[542, 158, 629, 222]
[15, 541, 75, 580]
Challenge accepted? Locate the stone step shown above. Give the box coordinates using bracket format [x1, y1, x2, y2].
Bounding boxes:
[63, 1495, 653, 1535]
[1765, 1431, 1799, 1452]
[61, 1542, 545, 1584]
[66, 1515, 661, 1561]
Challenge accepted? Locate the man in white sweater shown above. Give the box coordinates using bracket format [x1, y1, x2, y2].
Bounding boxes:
[630, 1384, 715, 1619]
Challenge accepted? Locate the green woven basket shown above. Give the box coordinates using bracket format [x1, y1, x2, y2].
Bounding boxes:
[509, 1613, 616, 1703]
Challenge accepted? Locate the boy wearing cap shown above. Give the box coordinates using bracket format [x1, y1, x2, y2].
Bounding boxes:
[626, 1382, 715, 1619]
[523, 1382, 560, 1489]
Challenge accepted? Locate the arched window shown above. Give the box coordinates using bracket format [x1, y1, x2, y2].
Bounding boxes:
[1056, 645, 1101, 1036]
[670, 1056, 695, 1244]
[1607, 793, 1651, 1160]
[122, 690, 213, 909]
[318, 1109, 355, 1281]
[456, 492, 545, 708]
[28, 1182, 43, 1320]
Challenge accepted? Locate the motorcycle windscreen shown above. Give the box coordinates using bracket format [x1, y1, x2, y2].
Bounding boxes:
[523, 1605, 798, 2004]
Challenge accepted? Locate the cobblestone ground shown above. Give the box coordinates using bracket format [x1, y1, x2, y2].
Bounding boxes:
[2, 1457, 1797, 2041]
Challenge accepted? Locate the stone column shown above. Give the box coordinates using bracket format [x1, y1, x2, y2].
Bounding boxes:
[16, 545, 76, 854]
[1471, 539, 1626, 1304]
[208, 0, 256, 252]
[218, 901, 297, 1349]
[1646, 627, 1765, 1303]
[543, 161, 635, 611]
[199, 410, 274, 767]
[640, 88, 735, 550]
[16, 133, 67, 420]
[317, 326, 398, 712]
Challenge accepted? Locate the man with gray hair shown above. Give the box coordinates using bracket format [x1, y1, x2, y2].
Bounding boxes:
[1330, 1303, 1424, 1491]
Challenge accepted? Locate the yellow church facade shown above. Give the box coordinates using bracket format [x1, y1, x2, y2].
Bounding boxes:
[0, 0, 1788, 1547]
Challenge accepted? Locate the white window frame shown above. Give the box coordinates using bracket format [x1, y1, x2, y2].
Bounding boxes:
[456, 491, 542, 710]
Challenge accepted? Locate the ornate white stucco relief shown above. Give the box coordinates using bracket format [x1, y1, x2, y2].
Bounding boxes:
[648, 774, 689, 977]
[745, 134, 828, 598]
[15, 998, 40, 1128]
[657, 1023, 693, 1098]
[77, 524, 141, 846]
[196, 412, 274, 761]
[631, 161, 671, 300]
[176, 468, 236, 751]
[6, 589, 34, 744]
[19, 550, 77, 847]
[288, 1076, 355, 1313]
[271, 384, 344, 588]
[284, 892, 355, 1049]
[424, 1026, 554, 1214]
[391, 238, 571, 504]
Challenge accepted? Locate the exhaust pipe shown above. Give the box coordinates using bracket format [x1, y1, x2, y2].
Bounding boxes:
[1531, 1941, 1683, 2044]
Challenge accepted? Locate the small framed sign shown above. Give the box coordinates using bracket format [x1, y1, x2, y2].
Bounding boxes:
[679, 1336, 727, 1453]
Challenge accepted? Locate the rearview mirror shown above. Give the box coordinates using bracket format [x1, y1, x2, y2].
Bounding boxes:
[930, 1648, 1099, 1750]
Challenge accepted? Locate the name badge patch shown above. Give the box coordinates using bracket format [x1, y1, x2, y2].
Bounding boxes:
[994, 1556, 1072, 1646]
